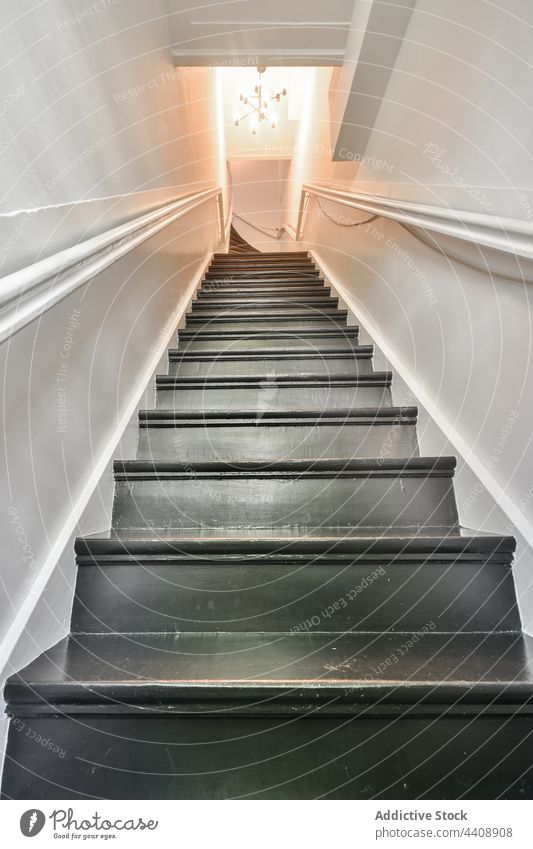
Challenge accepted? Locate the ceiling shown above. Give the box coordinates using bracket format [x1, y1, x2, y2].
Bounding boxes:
[166, 0, 355, 66]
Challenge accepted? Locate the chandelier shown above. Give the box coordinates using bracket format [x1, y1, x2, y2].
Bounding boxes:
[234, 65, 287, 134]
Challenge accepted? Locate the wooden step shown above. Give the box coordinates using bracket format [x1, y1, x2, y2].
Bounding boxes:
[214, 251, 309, 258]
[111, 457, 459, 531]
[167, 349, 373, 378]
[191, 299, 339, 313]
[201, 277, 326, 292]
[185, 318, 350, 332]
[198, 285, 330, 297]
[205, 271, 321, 280]
[175, 336, 360, 354]
[209, 260, 316, 268]
[187, 307, 348, 321]
[137, 407, 418, 462]
[155, 372, 393, 412]
[71, 533, 519, 635]
[4, 631, 532, 798]
[176, 327, 359, 343]
[196, 293, 337, 305]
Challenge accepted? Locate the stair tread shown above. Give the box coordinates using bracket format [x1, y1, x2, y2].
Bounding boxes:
[76, 526, 514, 551]
[138, 406, 417, 423]
[168, 346, 372, 359]
[156, 372, 392, 385]
[177, 328, 359, 337]
[114, 456, 456, 477]
[7, 632, 533, 711]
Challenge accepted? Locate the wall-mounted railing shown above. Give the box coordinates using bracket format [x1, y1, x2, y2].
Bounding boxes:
[295, 182, 533, 263]
[0, 186, 226, 345]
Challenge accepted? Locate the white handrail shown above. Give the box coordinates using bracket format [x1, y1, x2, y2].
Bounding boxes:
[295, 182, 533, 261]
[0, 186, 226, 344]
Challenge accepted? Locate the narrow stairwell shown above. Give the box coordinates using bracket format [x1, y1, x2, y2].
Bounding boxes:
[3, 251, 533, 800]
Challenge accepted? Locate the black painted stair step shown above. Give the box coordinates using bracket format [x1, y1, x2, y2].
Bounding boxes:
[167, 361, 373, 378]
[169, 346, 372, 359]
[111, 457, 459, 531]
[206, 267, 319, 275]
[175, 337, 361, 354]
[214, 250, 310, 256]
[156, 372, 391, 387]
[75, 527, 517, 559]
[186, 318, 349, 331]
[188, 308, 348, 321]
[136, 407, 417, 462]
[71, 543, 520, 635]
[211, 256, 314, 262]
[6, 632, 533, 713]
[177, 327, 359, 341]
[155, 374, 392, 412]
[202, 277, 322, 292]
[5, 630, 532, 799]
[198, 286, 330, 297]
[194, 296, 338, 308]
[211, 255, 311, 263]
[114, 456, 456, 477]
[205, 272, 321, 280]
[209, 260, 316, 267]
[192, 300, 339, 313]
[167, 349, 373, 378]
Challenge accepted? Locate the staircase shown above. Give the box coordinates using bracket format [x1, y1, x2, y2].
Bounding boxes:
[3, 250, 533, 800]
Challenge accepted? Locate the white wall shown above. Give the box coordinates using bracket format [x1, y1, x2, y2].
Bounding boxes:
[356, 0, 533, 216]
[230, 159, 293, 250]
[0, 1, 226, 682]
[284, 6, 533, 630]
[0, 0, 226, 272]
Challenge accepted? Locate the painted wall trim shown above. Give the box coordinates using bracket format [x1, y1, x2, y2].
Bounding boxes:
[0, 252, 213, 676]
[297, 183, 533, 261]
[310, 249, 533, 556]
[172, 48, 344, 67]
[0, 187, 225, 346]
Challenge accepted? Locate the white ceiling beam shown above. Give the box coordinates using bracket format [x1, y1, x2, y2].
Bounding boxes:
[171, 48, 345, 67]
[329, 0, 417, 161]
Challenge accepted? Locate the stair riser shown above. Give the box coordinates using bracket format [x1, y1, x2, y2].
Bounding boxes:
[71, 558, 520, 634]
[155, 385, 392, 412]
[111, 474, 458, 530]
[175, 338, 360, 353]
[198, 288, 330, 297]
[187, 304, 347, 316]
[137, 421, 418, 462]
[4, 713, 532, 799]
[206, 269, 320, 277]
[193, 298, 338, 309]
[202, 277, 329, 293]
[214, 251, 309, 256]
[205, 274, 321, 282]
[185, 319, 349, 332]
[209, 262, 317, 268]
[167, 358, 373, 378]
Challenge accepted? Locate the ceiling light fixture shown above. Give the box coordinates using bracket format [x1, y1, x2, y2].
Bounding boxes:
[234, 65, 287, 134]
